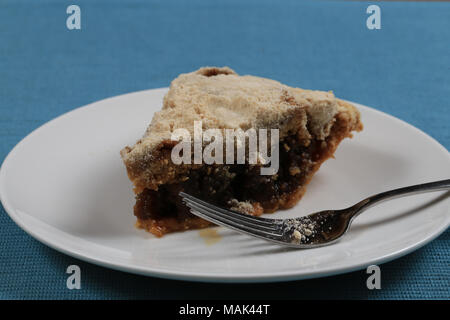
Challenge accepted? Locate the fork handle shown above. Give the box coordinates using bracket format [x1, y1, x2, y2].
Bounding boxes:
[350, 179, 450, 217]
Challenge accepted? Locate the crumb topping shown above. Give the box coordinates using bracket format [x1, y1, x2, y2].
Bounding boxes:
[227, 199, 255, 214]
[121, 67, 366, 191]
[284, 217, 318, 243]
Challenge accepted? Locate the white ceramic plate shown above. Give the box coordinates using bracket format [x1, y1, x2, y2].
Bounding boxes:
[1, 88, 449, 283]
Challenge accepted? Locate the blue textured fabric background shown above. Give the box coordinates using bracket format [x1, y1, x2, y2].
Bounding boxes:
[0, 0, 449, 299]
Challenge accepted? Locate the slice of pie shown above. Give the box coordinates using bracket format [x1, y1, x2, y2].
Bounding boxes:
[121, 67, 363, 237]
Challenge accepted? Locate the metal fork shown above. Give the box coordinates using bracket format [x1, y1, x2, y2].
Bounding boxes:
[180, 179, 450, 248]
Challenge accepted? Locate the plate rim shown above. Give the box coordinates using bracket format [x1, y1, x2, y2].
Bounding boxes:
[1, 88, 449, 283]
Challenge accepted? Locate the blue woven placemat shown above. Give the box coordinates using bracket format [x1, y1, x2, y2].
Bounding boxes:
[0, 0, 449, 299]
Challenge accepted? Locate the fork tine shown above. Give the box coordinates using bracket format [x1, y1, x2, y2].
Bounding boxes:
[183, 197, 279, 232]
[179, 192, 276, 226]
[187, 207, 283, 241]
[184, 202, 283, 239]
